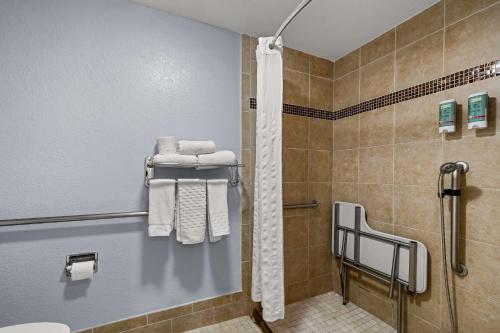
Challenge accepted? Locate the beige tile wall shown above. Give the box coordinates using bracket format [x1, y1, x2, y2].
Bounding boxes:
[330, 1, 500, 332]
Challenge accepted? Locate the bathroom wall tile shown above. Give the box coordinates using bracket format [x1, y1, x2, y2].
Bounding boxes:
[283, 148, 308, 182]
[310, 55, 334, 79]
[334, 115, 359, 150]
[334, 70, 359, 111]
[366, 220, 394, 234]
[441, 286, 500, 333]
[462, 187, 500, 246]
[358, 145, 394, 184]
[308, 274, 334, 297]
[250, 37, 257, 61]
[406, 314, 440, 333]
[285, 281, 309, 304]
[283, 182, 309, 217]
[241, 35, 250, 74]
[445, 0, 498, 25]
[148, 304, 193, 324]
[453, 239, 500, 300]
[284, 215, 309, 249]
[310, 76, 333, 111]
[396, 1, 444, 49]
[442, 77, 500, 138]
[334, 49, 360, 79]
[213, 300, 250, 324]
[309, 245, 332, 278]
[444, 2, 500, 74]
[360, 106, 394, 147]
[309, 150, 332, 182]
[193, 295, 232, 312]
[283, 69, 309, 107]
[394, 185, 440, 233]
[128, 321, 172, 333]
[283, 114, 309, 149]
[332, 149, 358, 183]
[395, 30, 444, 90]
[309, 118, 333, 150]
[394, 140, 442, 186]
[357, 287, 394, 326]
[361, 29, 395, 66]
[172, 309, 214, 333]
[332, 182, 358, 203]
[241, 73, 250, 111]
[406, 268, 441, 326]
[360, 53, 395, 102]
[358, 184, 393, 223]
[309, 216, 332, 247]
[241, 224, 250, 262]
[285, 247, 309, 285]
[309, 182, 332, 220]
[395, 93, 442, 143]
[351, 270, 393, 300]
[94, 316, 147, 333]
[242, 111, 251, 148]
[283, 47, 309, 73]
[242, 261, 250, 296]
[250, 60, 257, 98]
[444, 135, 500, 189]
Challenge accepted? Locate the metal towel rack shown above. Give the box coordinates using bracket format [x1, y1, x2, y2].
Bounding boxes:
[144, 156, 245, 187]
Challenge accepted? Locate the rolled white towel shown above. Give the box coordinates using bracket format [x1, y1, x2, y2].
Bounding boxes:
[178, 140, 216, 155]
[197, 151, 236, 169]
[157, 136, 177, 155]
[154, 153, 198, 166]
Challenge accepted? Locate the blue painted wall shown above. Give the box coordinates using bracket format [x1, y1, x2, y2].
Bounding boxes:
[0, 0, 241, 331]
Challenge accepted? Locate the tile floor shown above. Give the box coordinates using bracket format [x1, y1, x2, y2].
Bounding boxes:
[187, 291, 395, 333]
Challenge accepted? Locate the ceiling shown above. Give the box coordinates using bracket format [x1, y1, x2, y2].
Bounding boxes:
[132, 0, 438, 61]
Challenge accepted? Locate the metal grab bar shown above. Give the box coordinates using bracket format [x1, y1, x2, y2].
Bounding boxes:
[283, 200, 318, 209]
[0, 211, 148, 227]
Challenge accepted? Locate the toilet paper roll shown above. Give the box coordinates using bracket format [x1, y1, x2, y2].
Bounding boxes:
[70, 261, 95, 281]
[157, 136, 177, 155]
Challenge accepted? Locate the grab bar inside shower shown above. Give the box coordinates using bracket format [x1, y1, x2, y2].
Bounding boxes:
[283, 200, 318, 209]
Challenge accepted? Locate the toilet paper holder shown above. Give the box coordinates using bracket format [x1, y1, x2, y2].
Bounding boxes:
[65, 252, 98, 276]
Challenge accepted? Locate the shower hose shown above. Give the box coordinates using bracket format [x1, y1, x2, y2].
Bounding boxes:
[438, 172, 457, 333]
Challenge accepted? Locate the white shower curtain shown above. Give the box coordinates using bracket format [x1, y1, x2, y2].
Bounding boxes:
[251, 36, 284, 322]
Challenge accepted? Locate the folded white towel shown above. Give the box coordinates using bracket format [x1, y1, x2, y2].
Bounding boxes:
[154, 153, 198, 166]
[178, 140, 216, 155]
[157, 136, 177, 155]
[197, 150, 236, 169]
[148, 179, 176, 237]
[176, 179, 207, 244]
[207, 179, 230, 242]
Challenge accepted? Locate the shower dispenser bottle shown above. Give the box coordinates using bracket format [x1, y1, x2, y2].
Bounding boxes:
[439, 99, 456, 133]
[467, 92, 488, 129]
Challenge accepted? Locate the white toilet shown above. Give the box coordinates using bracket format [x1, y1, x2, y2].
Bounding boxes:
[0, 323, 70, 333]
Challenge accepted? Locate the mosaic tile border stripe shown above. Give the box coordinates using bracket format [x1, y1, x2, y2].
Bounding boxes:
[249, 58, 500, 120]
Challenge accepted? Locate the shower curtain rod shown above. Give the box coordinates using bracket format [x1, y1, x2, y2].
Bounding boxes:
[269, 0, 313, 49]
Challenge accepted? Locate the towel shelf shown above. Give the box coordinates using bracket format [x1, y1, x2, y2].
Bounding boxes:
[144, 156, 244, 187]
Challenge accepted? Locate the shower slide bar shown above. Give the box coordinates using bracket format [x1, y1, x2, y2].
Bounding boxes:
[283, 200, 318, 209]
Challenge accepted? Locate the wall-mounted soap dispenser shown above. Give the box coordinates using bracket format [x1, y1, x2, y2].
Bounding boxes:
[467, 92, 488, 129]
[439, 99, 456, 133]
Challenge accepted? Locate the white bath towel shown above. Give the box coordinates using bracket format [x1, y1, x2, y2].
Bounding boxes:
[157, 136, 177, 155]
[178, 140, 216, 155]
[197, 150, 236, 169]
[176, 179, 207, 244]
[154, 153, 198, 166]
[148, 179, 176, 237]
[207, 179, 230, 242]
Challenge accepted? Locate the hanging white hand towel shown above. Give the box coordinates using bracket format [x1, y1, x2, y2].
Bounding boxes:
[252, 36, 284, 322]
[148, 179, 176, 237]
[177, 179, 207, 244]
[207, 179, 230, 242]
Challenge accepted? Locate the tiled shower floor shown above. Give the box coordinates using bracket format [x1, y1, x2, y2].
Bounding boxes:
[187, 291, 395, 332]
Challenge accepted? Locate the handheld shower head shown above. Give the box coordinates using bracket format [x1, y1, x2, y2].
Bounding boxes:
[440, 162, 459, 174]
